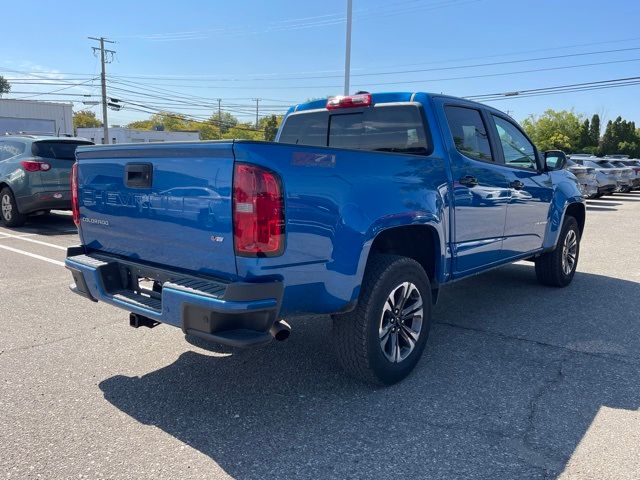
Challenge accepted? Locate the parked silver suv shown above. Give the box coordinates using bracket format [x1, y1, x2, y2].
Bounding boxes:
[0, 135, 93, 227]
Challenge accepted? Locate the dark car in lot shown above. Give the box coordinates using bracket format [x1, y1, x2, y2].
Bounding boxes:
[0, 135, 93, 227]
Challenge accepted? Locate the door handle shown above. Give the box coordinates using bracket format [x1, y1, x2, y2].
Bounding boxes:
[459, 175, 478, 187]
[125, 163, 153, 188]
[510, 180, 525, 190]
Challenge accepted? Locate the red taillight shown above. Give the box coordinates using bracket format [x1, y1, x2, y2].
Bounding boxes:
[233, 163, 284, 257]
[326, 93, 372, 110]
[20, 160, 51, 172]
[71, 162, 80, 227]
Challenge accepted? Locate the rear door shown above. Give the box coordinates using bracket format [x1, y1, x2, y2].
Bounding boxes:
[32, 140, 93, 190]
[487, 114, 552, 257]
[438, 103, 511, 275]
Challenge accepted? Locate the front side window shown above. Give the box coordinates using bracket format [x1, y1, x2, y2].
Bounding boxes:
[444, 106, 493, 162]
[492, 116, 538, 170]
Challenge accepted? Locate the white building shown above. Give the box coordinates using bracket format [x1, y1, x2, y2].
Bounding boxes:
[0, 99, 73, 135]
[77, 127, 200, 144]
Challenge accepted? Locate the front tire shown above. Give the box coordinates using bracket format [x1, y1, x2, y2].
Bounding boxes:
[535, 216, 580, 287]
[0, 187, 27, 227]
[332, 254, 432, 385]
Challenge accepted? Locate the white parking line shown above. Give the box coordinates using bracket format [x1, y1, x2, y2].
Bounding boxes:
[0, 243, 65, 267]
[0, 232, 68, 251]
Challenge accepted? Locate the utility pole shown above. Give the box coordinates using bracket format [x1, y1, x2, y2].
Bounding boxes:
[216, 98, 222, 127]
[89, 36, 115, 144]
[252, 98, 261, 127]
[344, 0, 353, 95]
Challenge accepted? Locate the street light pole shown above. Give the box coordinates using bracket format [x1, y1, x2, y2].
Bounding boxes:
[344, 0, 353, 96]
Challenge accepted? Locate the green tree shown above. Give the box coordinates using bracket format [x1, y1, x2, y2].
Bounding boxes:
[0, 76, 10, 97]
[521, 109, 582, 152]
[192, 118, 221, 140]
[600, 116, 640, 156]
[214, 112, 238, 134]
[260, 115, 283, 142]
[126, 119, 154, 130]
[73, 110, 102, 133]
[222, 123, 263, 140]
[577, 118, 591, 151]
[589, 114, 601, 146]
[150, 112, 191, 131]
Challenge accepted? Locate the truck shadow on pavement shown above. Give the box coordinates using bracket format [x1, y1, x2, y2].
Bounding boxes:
[99, 264, 640, 479]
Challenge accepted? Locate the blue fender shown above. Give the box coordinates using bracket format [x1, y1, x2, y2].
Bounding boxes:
[542, 176, 585, 250]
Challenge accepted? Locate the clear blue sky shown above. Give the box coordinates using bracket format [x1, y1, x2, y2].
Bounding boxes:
[2, 0, 640, 129]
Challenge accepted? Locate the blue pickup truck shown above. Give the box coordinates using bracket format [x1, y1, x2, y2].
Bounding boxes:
[66, 92, 585, 384]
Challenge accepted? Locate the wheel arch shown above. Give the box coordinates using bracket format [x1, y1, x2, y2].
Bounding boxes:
[565, 202, 586, 236]
[364, 224, 443, 303]
[543, 192, 585, 251]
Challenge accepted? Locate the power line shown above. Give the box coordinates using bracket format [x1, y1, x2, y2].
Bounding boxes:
[121, 102, 265, 132]
[463, 76, 640, 102]
[111, 45, 640, 82]
[465, 76, 640, 100]
[6, 34, 640, 83]
[116, 0, 475, 42]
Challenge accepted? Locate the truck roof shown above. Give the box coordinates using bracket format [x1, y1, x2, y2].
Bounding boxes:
[288, 91, 515, 120]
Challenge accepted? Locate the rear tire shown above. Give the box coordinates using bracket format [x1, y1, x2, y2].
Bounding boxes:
[0, 187, 27, 227]
[332, 254, 432, 385]
[535, 216, 580, 287]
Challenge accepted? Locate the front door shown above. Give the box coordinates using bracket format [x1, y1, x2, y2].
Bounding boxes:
[488, 115, 553, 257]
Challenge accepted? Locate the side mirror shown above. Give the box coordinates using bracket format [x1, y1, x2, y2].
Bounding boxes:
[544, 150, 567, 171]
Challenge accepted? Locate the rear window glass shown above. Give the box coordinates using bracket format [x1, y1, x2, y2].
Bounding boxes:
[279, 105, 428, 155]
[32, 141, 92, 160]
[0, 141, 26, 160]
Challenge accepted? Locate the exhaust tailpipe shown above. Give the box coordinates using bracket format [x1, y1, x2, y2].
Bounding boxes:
[129, 313, 160, 329]
[269, 319, 291, 341]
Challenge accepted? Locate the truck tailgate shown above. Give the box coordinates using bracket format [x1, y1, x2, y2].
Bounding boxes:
[76, 142, 237, 278]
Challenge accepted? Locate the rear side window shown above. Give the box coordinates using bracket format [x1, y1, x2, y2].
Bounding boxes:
[31, 141, 92, 160]
[0, 141, 26, 160]
[444, 106, 493, 162]
[278, 111, 329, 147]
[279, 105, 428, 155]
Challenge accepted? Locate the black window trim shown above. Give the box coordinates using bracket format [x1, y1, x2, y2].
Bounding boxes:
[279, 101, 434, 157]
[443, 103, 496, 166]
[487, 112, 543, 173]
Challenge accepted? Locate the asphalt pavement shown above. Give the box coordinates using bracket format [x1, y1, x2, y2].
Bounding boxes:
[1, 195, 639, 479]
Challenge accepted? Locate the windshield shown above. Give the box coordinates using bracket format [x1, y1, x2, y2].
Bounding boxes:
[581, 160, 601, 168]
[597, 161, 616, 168]
[278, 105, 429, 155]
[32, 140, 93, 160]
